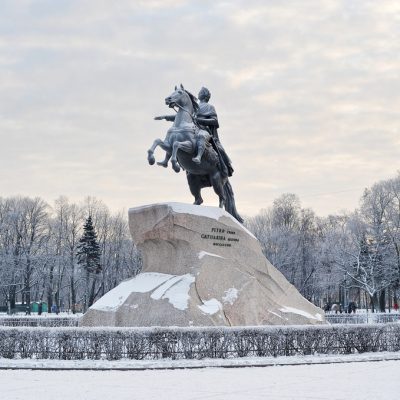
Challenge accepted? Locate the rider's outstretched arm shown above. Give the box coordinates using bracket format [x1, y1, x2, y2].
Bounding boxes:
[154, 115, 176, 121]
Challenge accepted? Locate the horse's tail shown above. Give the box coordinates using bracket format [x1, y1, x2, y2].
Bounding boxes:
[224, 180, 244, 223]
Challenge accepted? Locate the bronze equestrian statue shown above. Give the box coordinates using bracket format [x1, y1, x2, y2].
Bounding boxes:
[148, 84, 243, 223]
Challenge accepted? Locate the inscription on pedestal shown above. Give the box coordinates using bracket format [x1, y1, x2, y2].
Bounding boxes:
[201, 227, 240, 247]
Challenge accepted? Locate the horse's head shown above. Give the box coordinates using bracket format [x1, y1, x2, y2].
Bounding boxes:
[165, 84, 198, 113]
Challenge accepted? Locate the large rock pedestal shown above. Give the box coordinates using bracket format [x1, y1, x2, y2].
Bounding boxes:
[80, 203, 324, 327]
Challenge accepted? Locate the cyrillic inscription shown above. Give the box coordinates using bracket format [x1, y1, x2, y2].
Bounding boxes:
[201, 227, 239, 248]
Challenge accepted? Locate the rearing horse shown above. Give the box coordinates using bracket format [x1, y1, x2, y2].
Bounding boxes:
[147, 85, 243, 223]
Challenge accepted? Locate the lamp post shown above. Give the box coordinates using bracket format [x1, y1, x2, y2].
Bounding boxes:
[343, 274, 348, 312]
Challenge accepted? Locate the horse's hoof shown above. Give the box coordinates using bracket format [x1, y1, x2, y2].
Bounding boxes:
[147, 151, 155, 165]
[192, 156, 201, 164]
[171, 158, 180, 173]
[193, 199, 203, 205]
[157, 161, 168, 168]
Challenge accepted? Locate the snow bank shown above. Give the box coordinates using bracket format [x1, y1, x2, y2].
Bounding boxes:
[1, 352, 400, 370]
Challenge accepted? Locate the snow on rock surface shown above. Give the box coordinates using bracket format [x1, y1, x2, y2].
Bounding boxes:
[222, 288, 239, 305]
[280, 306, 323, 321]
[131, 202, 256, 239]
[150, 274, 195, 310]
[198, 251, 223, 259]
[91, 273, 195, 313]
[91, 273, 174, 311]
[81, 203, 325, 327]
[198, 299, 222, 315]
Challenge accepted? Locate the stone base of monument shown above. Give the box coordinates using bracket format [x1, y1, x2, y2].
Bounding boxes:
[80, 203, 325, 327]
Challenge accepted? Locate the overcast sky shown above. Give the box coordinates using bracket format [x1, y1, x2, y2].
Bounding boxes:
[1, 0, 399, 217]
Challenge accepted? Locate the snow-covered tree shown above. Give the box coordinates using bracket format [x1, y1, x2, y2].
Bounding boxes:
[77, 215, 102, 311]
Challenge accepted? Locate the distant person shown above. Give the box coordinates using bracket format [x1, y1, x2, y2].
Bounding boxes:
[348, 302, 357, 314]
[331, 304, 340, 314]
[51, 304, 58, 314]
[394, 302, 399, 312]
[38, 302, 43, 316]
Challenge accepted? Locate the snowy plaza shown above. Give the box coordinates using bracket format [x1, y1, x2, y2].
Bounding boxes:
[1, 360, 399, 400]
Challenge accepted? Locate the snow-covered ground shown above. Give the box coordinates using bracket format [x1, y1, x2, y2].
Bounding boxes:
[1, 351, 400, 370]
[1, 359, 398, 400]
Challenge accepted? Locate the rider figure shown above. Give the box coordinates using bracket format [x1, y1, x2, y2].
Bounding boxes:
[193, 87, 233, 177]
[154, 86, 233, 177]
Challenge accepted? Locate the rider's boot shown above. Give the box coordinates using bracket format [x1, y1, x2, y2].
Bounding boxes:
[192, 138, 206, 164]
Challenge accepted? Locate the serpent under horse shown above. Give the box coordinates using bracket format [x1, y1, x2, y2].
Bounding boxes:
[147, 84, 243, 223]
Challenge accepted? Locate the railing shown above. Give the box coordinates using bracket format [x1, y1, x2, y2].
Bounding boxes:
[0, 323, 399, 360]
[325, 312, 400, 324]
[1, 312, 399, 328]
[0, 316, 80, 327]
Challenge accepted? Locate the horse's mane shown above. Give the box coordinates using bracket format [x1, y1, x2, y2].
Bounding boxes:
[184, 90, 199, 113]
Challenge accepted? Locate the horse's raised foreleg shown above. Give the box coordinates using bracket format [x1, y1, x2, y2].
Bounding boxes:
[147, 139, 163, 165]
[157, 153, 171, 168]
[156, 142, 173, 168]
[171, 140, 193, 173]
[147, 139, 172, 166]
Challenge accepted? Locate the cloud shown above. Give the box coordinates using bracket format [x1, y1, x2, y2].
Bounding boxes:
[1, 0, 399, 217]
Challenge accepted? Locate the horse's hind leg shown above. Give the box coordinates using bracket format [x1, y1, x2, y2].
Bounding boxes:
[210, 171, 226, 208]
[187, 174, 203, 205]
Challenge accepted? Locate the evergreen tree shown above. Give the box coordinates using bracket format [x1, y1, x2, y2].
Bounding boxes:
[77, 215, 101, 311]
[77, 216, 101, 274]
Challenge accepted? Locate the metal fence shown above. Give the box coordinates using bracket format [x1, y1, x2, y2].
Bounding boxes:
[325, 312, 400, 324]
[0, 324, 399, 360]
[0, 316, 80, 327]
[1, 312, 399, 328]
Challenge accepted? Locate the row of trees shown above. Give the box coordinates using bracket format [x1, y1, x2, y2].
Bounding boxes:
[246, 173, 400, 311]
[1, 173, 399, 314]
[0, 196, 141, 313]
